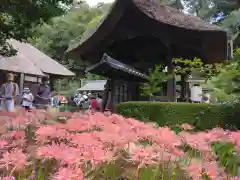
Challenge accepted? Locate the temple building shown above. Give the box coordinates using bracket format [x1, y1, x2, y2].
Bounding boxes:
[0, 39, 74, 96]
[66, 0, 228, 110]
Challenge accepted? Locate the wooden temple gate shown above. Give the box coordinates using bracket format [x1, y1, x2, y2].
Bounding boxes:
[66, 0, 228, 111]
[85, 54, 147, 111]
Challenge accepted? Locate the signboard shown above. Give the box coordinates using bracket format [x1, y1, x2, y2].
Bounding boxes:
[24, 75, 38, 82]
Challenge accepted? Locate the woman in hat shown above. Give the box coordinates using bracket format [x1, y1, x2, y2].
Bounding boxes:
[21, 87, 34, 111]
[0, 73, 19, 112]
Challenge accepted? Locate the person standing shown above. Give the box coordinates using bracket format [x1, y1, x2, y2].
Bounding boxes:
[34, 76, 51, 110]
[90, 96, 97, 112]
[0, 73, 19, 112]
[96, 94, 103, 111]
[82, 95, 90, 110]
[21, 87, 34, 111]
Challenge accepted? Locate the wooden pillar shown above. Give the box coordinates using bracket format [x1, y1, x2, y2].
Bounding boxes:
[19, 73, 24, 94]
[110, 80, 116, 112]
[166, 54, 176, 102]
[102, 79, 111, 112]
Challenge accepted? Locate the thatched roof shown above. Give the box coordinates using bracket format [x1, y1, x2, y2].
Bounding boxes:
[66, 0, 227, 65]
[0, 39, 75, 76]
[0, 53, 44, 76]
[133, 0, 222, 31]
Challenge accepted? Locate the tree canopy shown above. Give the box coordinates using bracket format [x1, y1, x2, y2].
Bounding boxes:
[0, 0, 74, 56]
[30, 2, 110, 75]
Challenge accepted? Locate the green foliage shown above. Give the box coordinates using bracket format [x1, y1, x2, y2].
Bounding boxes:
[161, 0, 184, 10]
[116, 101, 240, 130]
[172, 57, 223, 80]
[203, 63, 224, 79]
[211, 142, 240, 175]
[182, 0, 239, 21]
[140, 65, 169, 97]
[30, 4, 108, 74]
[172, 57, 204, 75]
[205, 49, 240, 101]
[0, 0, 73, 56]
[53, 78, 81, 97]
[84, 73, 105, 80]
[59, 105, 77, 112]
[220, 8, 240, 34]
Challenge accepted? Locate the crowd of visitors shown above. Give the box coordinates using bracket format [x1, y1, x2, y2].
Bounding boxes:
[0, 73, 103, 112]
[72, 91, 103, 111]
[0, 74, 51, 112]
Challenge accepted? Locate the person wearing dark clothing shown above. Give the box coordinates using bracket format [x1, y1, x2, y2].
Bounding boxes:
[34, 77, 51, 110]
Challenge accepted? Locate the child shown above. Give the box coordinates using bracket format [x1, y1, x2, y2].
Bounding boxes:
[21, 87, 34, 111]
[90, 96, 97, 112]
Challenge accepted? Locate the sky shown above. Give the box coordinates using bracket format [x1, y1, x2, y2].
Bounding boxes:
[85, 0, 114, 6]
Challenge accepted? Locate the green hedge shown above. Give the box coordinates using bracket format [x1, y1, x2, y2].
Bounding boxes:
[59, 105, 77, 112]
[116, 102, 240, 130]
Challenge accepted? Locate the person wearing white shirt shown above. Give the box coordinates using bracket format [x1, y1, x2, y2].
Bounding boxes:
[21, 87, 34, 111]
[96, 94, 103, 111]
[73, 92, 84, 107]
[190, 84, 203, 103]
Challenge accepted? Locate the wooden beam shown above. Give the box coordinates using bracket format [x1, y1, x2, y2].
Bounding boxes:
[19, 73, 24, 94]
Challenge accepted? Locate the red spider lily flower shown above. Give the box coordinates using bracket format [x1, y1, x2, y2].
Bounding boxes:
[36, 125, 69, 144]
[130, 146, 175, 167]
[185, 161, 203, 179]
[0, 140, 8, 149]
[2, 176, 15, 180]
[203, 161, 226, 180]
[1, 131, 25, 141]
[0, 148, 28, 171]
[151, 127, 182, 148]
[206, 128, 233, 143]
[0, 110, 18, 118]
[229, 131, 240, 152]
[11, 116, 31, 126]
[37, 144, 84, 166]
[179, 123, 194, 131]
[55, 111, 72, 118]
[52, 167, 84, 180]
[70, 133, 102, 148]
[92, 130, 130, 147]
[180, 132, 211, 152]
[65, 118, 91, 132]
[230, 177, 240, 180]
[82, 146, 113, 167]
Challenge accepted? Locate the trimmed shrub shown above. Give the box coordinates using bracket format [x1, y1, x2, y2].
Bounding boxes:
[59, 105, 77, 112]
[116, 102, 240, 130]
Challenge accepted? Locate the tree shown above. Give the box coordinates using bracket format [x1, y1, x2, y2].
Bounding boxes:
[30, 3, 110, 75]
[172, 57, 204, 101]
[161, 0, 184, 10]
[210, 0, 240, 18]
[219, 8, 240, 33]
[172, 57, 222, 101]
[140, 65, 169, 99]
[205, 49, 240, 102]
[182, 0, 240, 21]
[0, 0, 73, 56]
